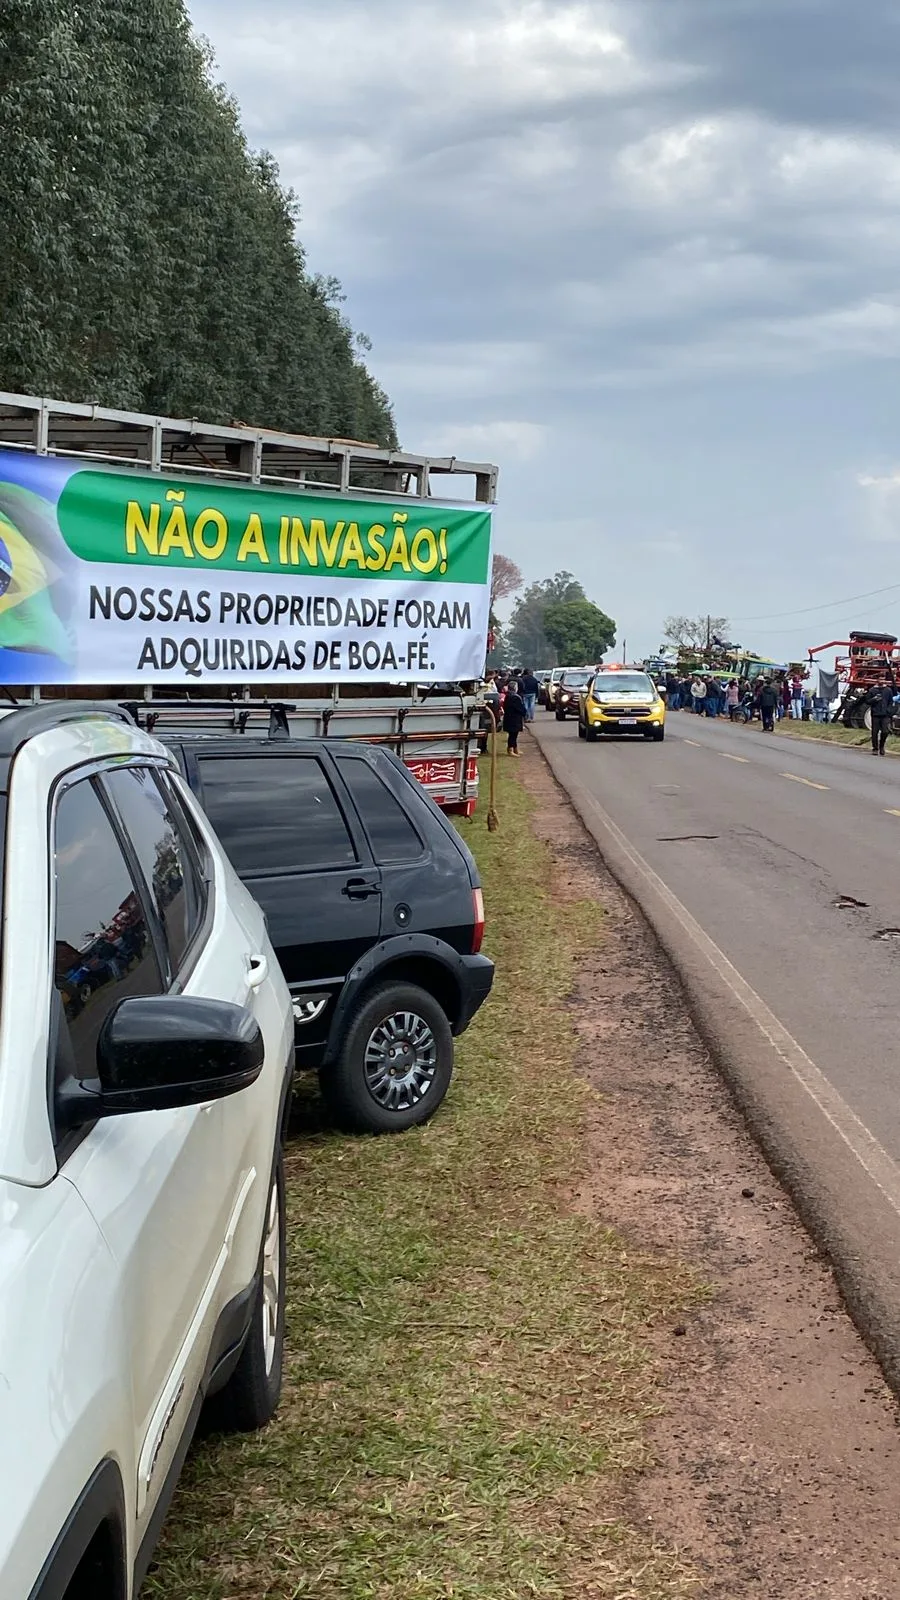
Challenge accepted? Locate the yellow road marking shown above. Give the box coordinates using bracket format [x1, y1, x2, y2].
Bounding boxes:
[781, 772, 829, 791]
[885, 809, 900, 818]
[722, 753, 750, 763]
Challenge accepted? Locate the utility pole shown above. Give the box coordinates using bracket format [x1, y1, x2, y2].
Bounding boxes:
[621, 638, 627, 664]
[706, 614, 711, 650]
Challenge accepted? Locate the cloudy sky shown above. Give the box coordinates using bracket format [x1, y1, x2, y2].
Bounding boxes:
[188, 0, 900, 663]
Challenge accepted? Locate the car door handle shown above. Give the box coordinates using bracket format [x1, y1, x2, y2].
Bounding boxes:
[342, 877, 381, 900]
[247, 953, 269, 989]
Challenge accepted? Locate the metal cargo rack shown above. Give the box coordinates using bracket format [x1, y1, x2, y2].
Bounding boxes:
[0, 392, 498, 505]
[120, 694, 484, 815]
[120, 691, 480, 744]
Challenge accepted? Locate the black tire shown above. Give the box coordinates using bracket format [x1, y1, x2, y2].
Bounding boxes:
[585, 724, 598, 742]
[323, 982, 454, 1134]
[577, 719, 586, 739]
[652, 728, 665, 742]
[205, 1153, 286, 1433]
[555, 709, 566, 721]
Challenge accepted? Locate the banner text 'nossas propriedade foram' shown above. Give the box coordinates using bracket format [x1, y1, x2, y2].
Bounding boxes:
[0, 452, 493, 684]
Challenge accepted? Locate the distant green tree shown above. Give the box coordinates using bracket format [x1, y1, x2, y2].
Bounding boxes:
[543, 599, 616, 665]
[506, 571, 586, 666]
[0, 0, 397, 444]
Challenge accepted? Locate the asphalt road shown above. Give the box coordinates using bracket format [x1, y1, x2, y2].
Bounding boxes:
[531, 706, 900, 1386]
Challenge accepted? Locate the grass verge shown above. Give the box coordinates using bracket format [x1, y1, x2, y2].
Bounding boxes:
[775, 717, 900, 754]
[773, 720, 877, 750]
[145, 761, 702, 1600]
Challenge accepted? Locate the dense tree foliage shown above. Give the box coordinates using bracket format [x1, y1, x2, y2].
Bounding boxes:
[543, 598, 616, 664]
[507, 572, 595, 666]
[0, 0, 397, 443]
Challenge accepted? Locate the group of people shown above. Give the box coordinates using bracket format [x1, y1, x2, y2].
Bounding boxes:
[486, 667, 541, 755]
[661, 671, 824, 733]
[661, 668, 898, 752]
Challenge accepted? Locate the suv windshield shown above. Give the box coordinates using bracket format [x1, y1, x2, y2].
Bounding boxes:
[561, 672, 591, 688]
[593, 673, 655, 695]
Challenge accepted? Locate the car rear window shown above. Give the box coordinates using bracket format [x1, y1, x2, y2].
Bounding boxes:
[335, 755, 424, 862]
[196, 754, 357, 874]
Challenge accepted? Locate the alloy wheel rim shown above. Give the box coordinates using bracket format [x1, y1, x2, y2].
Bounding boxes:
[261, 1175, 281, 1375]
[364, 1011, 438, 1110]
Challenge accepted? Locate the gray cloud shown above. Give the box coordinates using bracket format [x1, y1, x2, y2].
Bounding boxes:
[188, 0, 900, 660]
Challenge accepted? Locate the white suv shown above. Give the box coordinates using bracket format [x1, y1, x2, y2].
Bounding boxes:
[0, 704, 295, 1600]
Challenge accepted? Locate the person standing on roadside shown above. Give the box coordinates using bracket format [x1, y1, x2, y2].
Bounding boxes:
[503, 678, 526, 756]
[791, 674, 804, 719]
[726, 678, 740, 720]
[758, 678, 778, 732]
[691, 676, 706, 714]
[867, 675, 895, 756]
[518, 667, 540, 723]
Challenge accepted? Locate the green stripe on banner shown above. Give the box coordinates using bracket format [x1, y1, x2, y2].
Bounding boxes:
[57, 468, 491, 585]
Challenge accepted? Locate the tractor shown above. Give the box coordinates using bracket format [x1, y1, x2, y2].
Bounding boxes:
[807, 631, 900, 730]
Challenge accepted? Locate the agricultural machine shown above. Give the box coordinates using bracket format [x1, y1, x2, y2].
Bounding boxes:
[807, 630, 900, 729]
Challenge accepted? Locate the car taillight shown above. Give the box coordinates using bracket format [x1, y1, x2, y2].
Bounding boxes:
[472, 888, 485, 954]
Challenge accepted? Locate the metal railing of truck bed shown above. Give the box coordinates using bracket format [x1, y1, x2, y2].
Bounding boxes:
[121, 696, 483, 812]
[0, 392, 498, 504]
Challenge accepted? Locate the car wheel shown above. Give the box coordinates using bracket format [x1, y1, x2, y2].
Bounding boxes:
[205, 1153, 286, 1433]
[555, 709, 566, 721]
[652, 728, 665, 742]
[585, 724, 598, 742]
[323, 982, 454, 1134]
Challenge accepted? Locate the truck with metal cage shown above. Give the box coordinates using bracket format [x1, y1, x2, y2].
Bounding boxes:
[0, 391, 498, 814]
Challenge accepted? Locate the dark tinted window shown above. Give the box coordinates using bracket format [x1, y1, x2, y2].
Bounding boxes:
[53, 779, 162, 1082]
[104, 766, 204, 975]
[337, 756, 424, 862]
[197, 755, 356, 874]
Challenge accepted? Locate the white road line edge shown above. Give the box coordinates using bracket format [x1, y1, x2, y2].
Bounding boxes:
[781, 772, 829, 790]
[564, 770, 900, 1220]
[722, 753, 750, 763]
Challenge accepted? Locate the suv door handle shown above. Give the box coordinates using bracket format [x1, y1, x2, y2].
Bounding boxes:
[342, 876, 381, 900]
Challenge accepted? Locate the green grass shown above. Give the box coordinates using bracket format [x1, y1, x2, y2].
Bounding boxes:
[144, 764, 703, 1600]
[773, 719, 893, 751]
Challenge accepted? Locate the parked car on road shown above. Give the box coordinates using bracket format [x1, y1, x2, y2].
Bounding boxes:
[536, 670, 553, 706]
[554, 670, 594, 719]
[545, 667, 568, 710]
[0, 702, 295, 1600]
[165, 735, 495, 1134]
[577, 669, 667, 741]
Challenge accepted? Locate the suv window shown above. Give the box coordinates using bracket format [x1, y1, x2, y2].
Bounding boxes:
[197, 755, 357, 874]
[336, 756, 424, 862]
[103, 766, 205, 977]
[53, 778, 163, 1083]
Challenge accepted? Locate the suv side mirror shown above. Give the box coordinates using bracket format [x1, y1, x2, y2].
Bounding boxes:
[57, 995, 264, 1128]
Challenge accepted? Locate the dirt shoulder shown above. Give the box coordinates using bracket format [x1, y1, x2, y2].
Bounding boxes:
[521, 742, 900, 1598]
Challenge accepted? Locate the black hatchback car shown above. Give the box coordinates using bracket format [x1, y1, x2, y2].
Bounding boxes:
[166, 736, 494, 1133]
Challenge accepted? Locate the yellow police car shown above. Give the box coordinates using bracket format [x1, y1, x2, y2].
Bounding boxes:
[578, 667, 666, 742]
